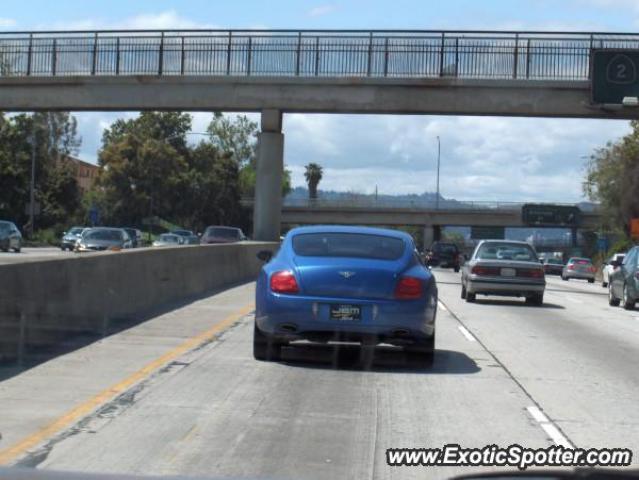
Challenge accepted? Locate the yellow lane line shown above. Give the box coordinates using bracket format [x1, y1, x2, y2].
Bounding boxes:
[0, 303, 254, 465]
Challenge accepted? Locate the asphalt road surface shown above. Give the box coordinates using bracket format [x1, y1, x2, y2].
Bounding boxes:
[0, 247, 71, 265]
[0, 270, 637, 479]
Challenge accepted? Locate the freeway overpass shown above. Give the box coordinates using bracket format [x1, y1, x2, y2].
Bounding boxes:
[0, 29, 634, 240]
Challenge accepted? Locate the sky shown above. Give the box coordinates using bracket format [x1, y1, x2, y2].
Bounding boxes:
[1, 0, 637, 202]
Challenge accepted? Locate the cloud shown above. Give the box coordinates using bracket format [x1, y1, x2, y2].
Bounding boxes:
[44, 10, 218, 31]
[308, 5, 336, 17]
[0, 18, 16, 28]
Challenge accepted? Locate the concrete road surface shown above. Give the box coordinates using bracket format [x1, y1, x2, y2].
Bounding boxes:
[0, 247, 70, 265]
[0, 270, 637, 479]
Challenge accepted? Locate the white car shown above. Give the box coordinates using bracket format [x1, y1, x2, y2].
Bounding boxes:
[602, 252, 625, 288]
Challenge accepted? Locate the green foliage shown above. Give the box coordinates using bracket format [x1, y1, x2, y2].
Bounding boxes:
[304, 163, 324, 199]
[584, 120, 639, 235]
[0, 112, 82, 234]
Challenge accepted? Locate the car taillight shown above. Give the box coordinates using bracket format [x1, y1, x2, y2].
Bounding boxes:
[471, 265, 500, 276]
[394, 276, 423, 300]
[518, 268, 544, 278]
[567, 264, 575, 270]
[589, 266, 596, 273]
[270, 270, 299, 294]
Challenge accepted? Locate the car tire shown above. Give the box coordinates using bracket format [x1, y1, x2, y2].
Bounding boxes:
[461, 283, 467, 299]
[454, 266, 460, 273]
[602, 281, 608, 288]
[253, 324, 283, 361]
[561, 275, 568, 281]
[622, 283, 635, 310]
[609, 283, 620, 307]
[525, 293, 544, 306]
[405, 336, 435, 366]
[465, 291, 476, 303]
[588, 279, 595, 284]
[13, 246, 20, 253]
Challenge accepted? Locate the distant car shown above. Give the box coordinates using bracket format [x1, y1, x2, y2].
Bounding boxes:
[60, 226, 89, 251]
[254, 226, 437, 363]
[0, 220, 22, 253]
[425, 241, 461, 272]
[542, 258, 564, 275]
[152, 233, 185, 247]
[461, 240, 545, 305]
[76, 227, 133, 252]
[561, 257, 596, 283]
[171, 229, 200, 245]
[122, 228, 143, 248]
[602, 252, 625, 288]
[608, 246, 639, 310]
[201, 226, 247, 244]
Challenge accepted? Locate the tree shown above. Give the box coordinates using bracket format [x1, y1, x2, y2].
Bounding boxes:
[584, 120, 639, 236]
[304, 163, 324, 199]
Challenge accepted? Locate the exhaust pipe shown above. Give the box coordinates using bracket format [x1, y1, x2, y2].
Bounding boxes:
[279, 323, 298, 333]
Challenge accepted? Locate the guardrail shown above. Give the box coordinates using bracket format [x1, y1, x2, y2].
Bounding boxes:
[0, 29, 638, 80]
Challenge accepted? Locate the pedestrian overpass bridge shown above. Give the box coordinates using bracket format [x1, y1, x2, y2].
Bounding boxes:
[0, 29, 631, 240]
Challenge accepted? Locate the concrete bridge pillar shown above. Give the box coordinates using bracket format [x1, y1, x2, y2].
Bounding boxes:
[253, 109, 284, 241]
[422, 225, 442, 251]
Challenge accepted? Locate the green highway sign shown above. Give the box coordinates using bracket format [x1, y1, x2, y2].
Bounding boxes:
[470, 226, 505, 240]
[591, 49, 639, 104]
[522, 204, 581, 227]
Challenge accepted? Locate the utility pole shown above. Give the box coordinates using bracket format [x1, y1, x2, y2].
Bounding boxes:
[436, 136, 441, 210]
[29, 122, 36, 237]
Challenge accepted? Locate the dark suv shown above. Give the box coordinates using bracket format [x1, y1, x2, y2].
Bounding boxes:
[425, 241, 461, 272]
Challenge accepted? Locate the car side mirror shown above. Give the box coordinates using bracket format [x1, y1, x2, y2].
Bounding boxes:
[257, 250, 273, 262]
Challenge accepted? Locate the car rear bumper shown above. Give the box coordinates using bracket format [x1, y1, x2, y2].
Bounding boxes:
[467, 277, 545, 296]
[563, 271, 595, 280]
[256, 293, 436, 346]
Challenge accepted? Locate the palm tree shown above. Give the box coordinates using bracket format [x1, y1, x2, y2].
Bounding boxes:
[304, 163, 323, 200]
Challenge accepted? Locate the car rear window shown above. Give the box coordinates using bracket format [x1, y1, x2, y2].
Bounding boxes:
[571, 259, 592, 265]
[475, 243, 537, 262]
[292, 233, 405, 260]
[206, 227, 239, 239]
[435, 244, 458, 253]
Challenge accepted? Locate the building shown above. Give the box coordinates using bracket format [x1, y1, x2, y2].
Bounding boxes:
[64, 156, 100, 196]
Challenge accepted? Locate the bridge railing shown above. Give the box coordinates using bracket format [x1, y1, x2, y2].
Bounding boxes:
[0, 30, 638, 80]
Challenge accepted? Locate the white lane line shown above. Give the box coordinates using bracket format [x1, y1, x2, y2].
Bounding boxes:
[457, 325, 476, 342]
[527, 406, 573, 448]
[438, 301, 447, 311]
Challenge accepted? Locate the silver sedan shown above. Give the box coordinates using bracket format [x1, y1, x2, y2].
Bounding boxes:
[461, 240, 546, 305]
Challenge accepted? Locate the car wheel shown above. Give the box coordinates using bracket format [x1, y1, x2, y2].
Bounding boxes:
[461, 283, 467, 299]
[465, 291, 476, 303]
[588, 279, 595, 284]
[602, 281, 608, 288]
[622, 283, 635, 310]
[454, 266, 460, 273]
[253, 324, 283, 361]
[525, 293, 544, 306]
[561, 275, 568, 281]
[405, 336, 435, 366]
[13, 246, 20, 253]
[609, 283, 620, 307]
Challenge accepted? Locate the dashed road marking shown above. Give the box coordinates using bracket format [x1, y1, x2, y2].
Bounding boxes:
[438, 301, 447, 312]
[527, 406, 573, 448]
[457, 325, 476, 342]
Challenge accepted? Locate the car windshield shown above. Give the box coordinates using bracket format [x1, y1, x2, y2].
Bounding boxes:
[85, 229, 122, 241]
[172, 230, 193, 236]
[0, 222, 11, 232]
[292, 233, 405, 260]
[159, 234, 179, 243]
[546, 259, 562, 264]
[68, 227, 84, 235]
[475, 243, 537, 261]
[206, 227, 239, 239]
[435, 244, 457, 253]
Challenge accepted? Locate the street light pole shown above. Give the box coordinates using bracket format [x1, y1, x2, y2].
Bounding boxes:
[436, 136, 441, 210]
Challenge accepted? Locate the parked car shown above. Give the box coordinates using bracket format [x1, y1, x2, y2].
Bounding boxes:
[461, 240, 545, 305]
[171, 229, 200, 245]
[122, 228, 143, 248]
[60, 226, 89, 251]
[542, 258, 564, 275]
[424, 241, 462, 272]
[75, 227, 133, 252]
[601, 252, 625, 288]
[201, 226, 247, 244]
[152, 233, 185, 247]
[608, 246, 639, 310]
[253, 226, 437, 363]
[0, 220, 22, 253]
[561, 257, 596, 283]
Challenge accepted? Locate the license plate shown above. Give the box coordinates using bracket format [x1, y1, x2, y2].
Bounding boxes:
[500, 268, 516, 277]
[330, 304, 361, 321]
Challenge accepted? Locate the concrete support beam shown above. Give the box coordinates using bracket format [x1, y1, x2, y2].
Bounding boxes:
[253, 110, 284, 241]
[423, 226, 435, 251]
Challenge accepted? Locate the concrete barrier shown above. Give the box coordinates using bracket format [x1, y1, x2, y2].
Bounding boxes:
[0, 242, 278, 361]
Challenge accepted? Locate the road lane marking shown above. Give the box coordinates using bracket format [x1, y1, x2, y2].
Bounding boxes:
[527, 406, 573, 448]
[0, 303, 255, 466]
[457, 325, 476, 342]
[438, 301, 447, 312]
